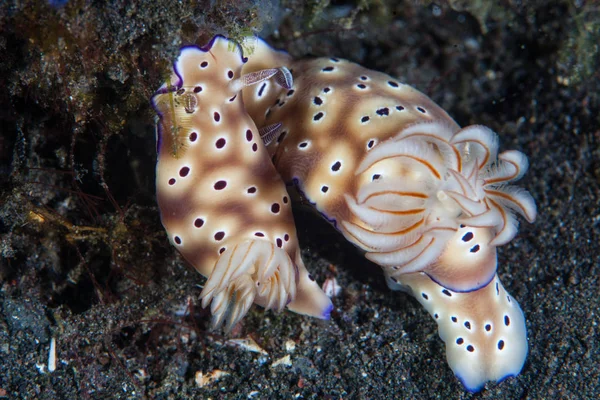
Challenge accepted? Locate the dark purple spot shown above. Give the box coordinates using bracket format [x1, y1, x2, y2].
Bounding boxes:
[507, 296, 511, 303]
[376, 107, 389, 116]
[219, 247, 226, 254]
[462, 232, 474, 242]
[194, 86, 202, 93]
[451, 316, 458, 323]
[215, 138, 226, 148]
[496, 282, 500, 295]
[313, 96, 323, 105]
[498, 340, 505, 350]
[367, 140, 375, 148]
[322, 66, 334, 72]
[168, 178, 176, 185]
[467, 345, 475, 352]
[360, 75, 368, 81]
[200, 61, 208, 68]
[421, 293, 429, 300]
[417, 106, 427, 114]
[308, 274, 315, 281]
[464, 321, 471, 330]
[485, 324, 492, 332]
[321, 186, 329, 193]
[214, 180, 227, 190]
[434, 313, 439, 319]
[299, 142, 308, 149]
[278, 101, 286, 108]
[396, 105, 405, 111]
[356, 83, 367, 89]
[361, 116, 370, 123]
[460, 224, 466, 228]
[194, 218, 204, 228]
[470, 244, 480, 253]
[213, 112, 221, 122]
[229, 94, 237, 102]
[271, 203, 280, 213]
[189, 132, 198, 142]
[456, 338, 464, 345]
[283, 196, 288, 204]
[330, 57, 339, 62]
[247, 186, 257, 194]
[276, 238, 283, 248]
[246, 129, 253, 141]
[176, 88, 185, 95]
[331, 161, 341, 171]
[442, 289, 452, 297]
[179, 167, 190, 177]
[252, 143, 258, 152]
[313, 112, 324, 121]
[388, 81, 399, 88]
[287, 89, 295, 96]
[254, 232, 264, 237]
[390, 276, 398, 283]
[174, 236, 181, 245]
[372, 174, 381, 181]
[258, 83, 266, 97]
[504, 315, 510, 326]
[214, 231, 225, 241]
[284, 234, 290, 241]
[227, 70, 234, 79]
[323, 87, 331, 93]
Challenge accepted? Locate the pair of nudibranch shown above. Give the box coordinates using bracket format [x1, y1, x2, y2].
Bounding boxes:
[152, 35, 537, 392]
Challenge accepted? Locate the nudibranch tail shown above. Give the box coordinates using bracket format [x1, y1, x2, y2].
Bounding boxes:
[391, 272, 528, 392]
[153, 35, 330, 330]
[286, 252, 335, 320]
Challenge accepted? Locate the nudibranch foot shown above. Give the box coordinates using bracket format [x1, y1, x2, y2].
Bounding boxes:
[389, 272, 527, 392]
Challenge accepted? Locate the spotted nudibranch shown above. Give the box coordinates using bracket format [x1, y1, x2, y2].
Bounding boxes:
[151, 36, 332, 330]
[239, 38, 537, 391]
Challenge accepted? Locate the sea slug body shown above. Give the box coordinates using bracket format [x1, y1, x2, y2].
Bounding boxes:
[151, 36, 332, 330]
[238, 37, 537, 391]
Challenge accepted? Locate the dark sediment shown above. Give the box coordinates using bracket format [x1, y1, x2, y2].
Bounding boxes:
[1, 1, 598, 398]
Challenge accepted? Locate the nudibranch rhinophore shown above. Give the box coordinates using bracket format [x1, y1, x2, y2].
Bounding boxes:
[151, 36, 332, 330]
[239, 37, 537, 391]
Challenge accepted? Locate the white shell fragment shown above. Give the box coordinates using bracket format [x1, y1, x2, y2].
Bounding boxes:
[271, 354, 292, 368]
[322, 277, 342, 297]
[226, 336, 268, 355]
[195, 369, 230, 388]
[48, 337, 57, 373]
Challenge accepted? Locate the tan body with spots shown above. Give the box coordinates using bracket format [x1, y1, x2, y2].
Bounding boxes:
[152, 37, 331, 329]
[240, 38, 537, 391]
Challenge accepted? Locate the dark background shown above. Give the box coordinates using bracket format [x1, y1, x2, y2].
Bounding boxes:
[1, 1, 598, 398]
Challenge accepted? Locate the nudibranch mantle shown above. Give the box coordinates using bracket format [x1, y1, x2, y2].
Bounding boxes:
[152, 36, 331, 330]
[237, 37, 537, 391]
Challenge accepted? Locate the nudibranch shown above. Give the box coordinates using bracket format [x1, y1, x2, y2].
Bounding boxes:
[239, 38, 537, 391]
[151, 36, 332, 330]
